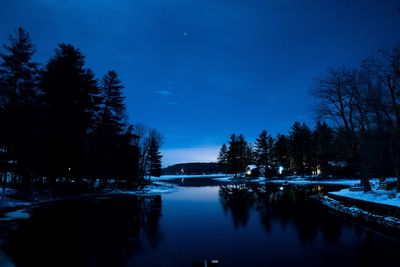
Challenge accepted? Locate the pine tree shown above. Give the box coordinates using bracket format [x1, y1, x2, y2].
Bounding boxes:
[289, 122, 312, 177]
[100, 70, 126, 133]
[91, 70, 127, 181]
[255, 130, 273, 178]
[0, 27, 38, 108]
[119, 124, 141, 185]
[237, 134, 249, 171]
[40, 44, 99, 181]
[273, 134, 290, 176]
[227, 134, 249, 177]
[217, 143, 228, 174]
[227, 134, 239, 176]
[148, 131, 163, 178]
[0, 27, 39, 183]
[312, 121, 333, 176]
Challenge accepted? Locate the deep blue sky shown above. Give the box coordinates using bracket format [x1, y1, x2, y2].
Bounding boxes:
[1, 0, 400, 166]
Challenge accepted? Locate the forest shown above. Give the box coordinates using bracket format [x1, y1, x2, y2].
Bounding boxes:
[0, 28, 162, 190]
[218, 45, 400, 191]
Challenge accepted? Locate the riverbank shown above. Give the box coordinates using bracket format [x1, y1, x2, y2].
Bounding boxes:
[210, 174, 400, 232]
[0, 182, 176, 220]
[320, 195, 400, 236]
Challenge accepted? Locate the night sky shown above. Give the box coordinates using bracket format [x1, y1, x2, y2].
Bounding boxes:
[1, 0, 400, 166]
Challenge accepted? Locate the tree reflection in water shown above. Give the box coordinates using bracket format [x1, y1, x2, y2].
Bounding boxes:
[4, 195, 163, 267]
[219, 183, 343, 244]
[219, 184, 255, 227]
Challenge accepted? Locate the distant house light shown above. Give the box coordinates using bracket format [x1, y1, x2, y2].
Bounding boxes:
[278, 166, 284, 175]
[246, 165, 257, 175]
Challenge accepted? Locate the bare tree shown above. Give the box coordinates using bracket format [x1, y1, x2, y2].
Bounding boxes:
[362, 48, 400, 187]
[311, 68, 372, 190]
[312, 68, 354, 132]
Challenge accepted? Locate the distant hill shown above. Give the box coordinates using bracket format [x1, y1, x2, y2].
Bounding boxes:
[162, 162, 223, 175]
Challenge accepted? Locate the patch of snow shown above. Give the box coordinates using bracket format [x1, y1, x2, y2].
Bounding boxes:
[0, 210, 30, 221]
[152, 174, 226, 181]
[213, 176, 234, 182]
[117, 184, 177, 196]
[268, 177, 397, 187]
[212, 176, 266, 183]
[330, 188, 400, 208]
[247, 165, 257, 170]
[321, 196, 400, 228]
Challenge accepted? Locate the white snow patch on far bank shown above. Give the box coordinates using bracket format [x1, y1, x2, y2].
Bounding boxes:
[151, 174, 226, 181]
[213, 176, 266, 183]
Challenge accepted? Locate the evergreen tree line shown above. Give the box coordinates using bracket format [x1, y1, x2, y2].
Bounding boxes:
[0, 28, 162, 188]
[218, 46, 400, 190]
[218, 123, 337, 179]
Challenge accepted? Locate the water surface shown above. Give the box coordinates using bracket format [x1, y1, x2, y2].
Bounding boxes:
[2, 182, 400, 267]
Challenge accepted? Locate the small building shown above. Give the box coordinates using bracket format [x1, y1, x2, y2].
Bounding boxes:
[245, 165, 258, 177]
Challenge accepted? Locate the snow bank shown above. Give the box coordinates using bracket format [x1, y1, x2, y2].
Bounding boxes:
[117, 184, 177, 196]
[330, 188, 400, 208]
[0, 209, 30, 221]
[212, 177, 266, 183]
[268, 177, 397, 187]
[321, 196, 400, 228]
[152, 174, 226, 181]
[213, 176, 234, 182]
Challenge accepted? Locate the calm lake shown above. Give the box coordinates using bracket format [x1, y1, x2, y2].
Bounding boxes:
[2, 181, 400, 267]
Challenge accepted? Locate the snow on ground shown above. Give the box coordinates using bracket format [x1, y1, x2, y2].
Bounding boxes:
[330, 188, 400, 208]
[0, 182, 178, 214]
[321, 195, 400, 228]
[151, 174, 227, 181]
[214, 176, 361, 185]
[0, 209, 30, 221]
[117, 183, 177, 196]
[268, 177, 397, 187]
[213, 176, 266, 182]
[213, 176, 234, 182]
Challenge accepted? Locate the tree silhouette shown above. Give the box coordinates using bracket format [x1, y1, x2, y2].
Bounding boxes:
[40, 44, 101, 182]
[255, 130, 274, 178]
[147, 130, 163, 178]
[288, 122, 312, 177]
[217, 143, 228, 174]
[312, 121, 334, 176]
[0, 27, 39, 183]
[91, 70, 127, 182]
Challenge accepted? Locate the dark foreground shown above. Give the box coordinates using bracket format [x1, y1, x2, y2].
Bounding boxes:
[1, 182, 400, 267]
